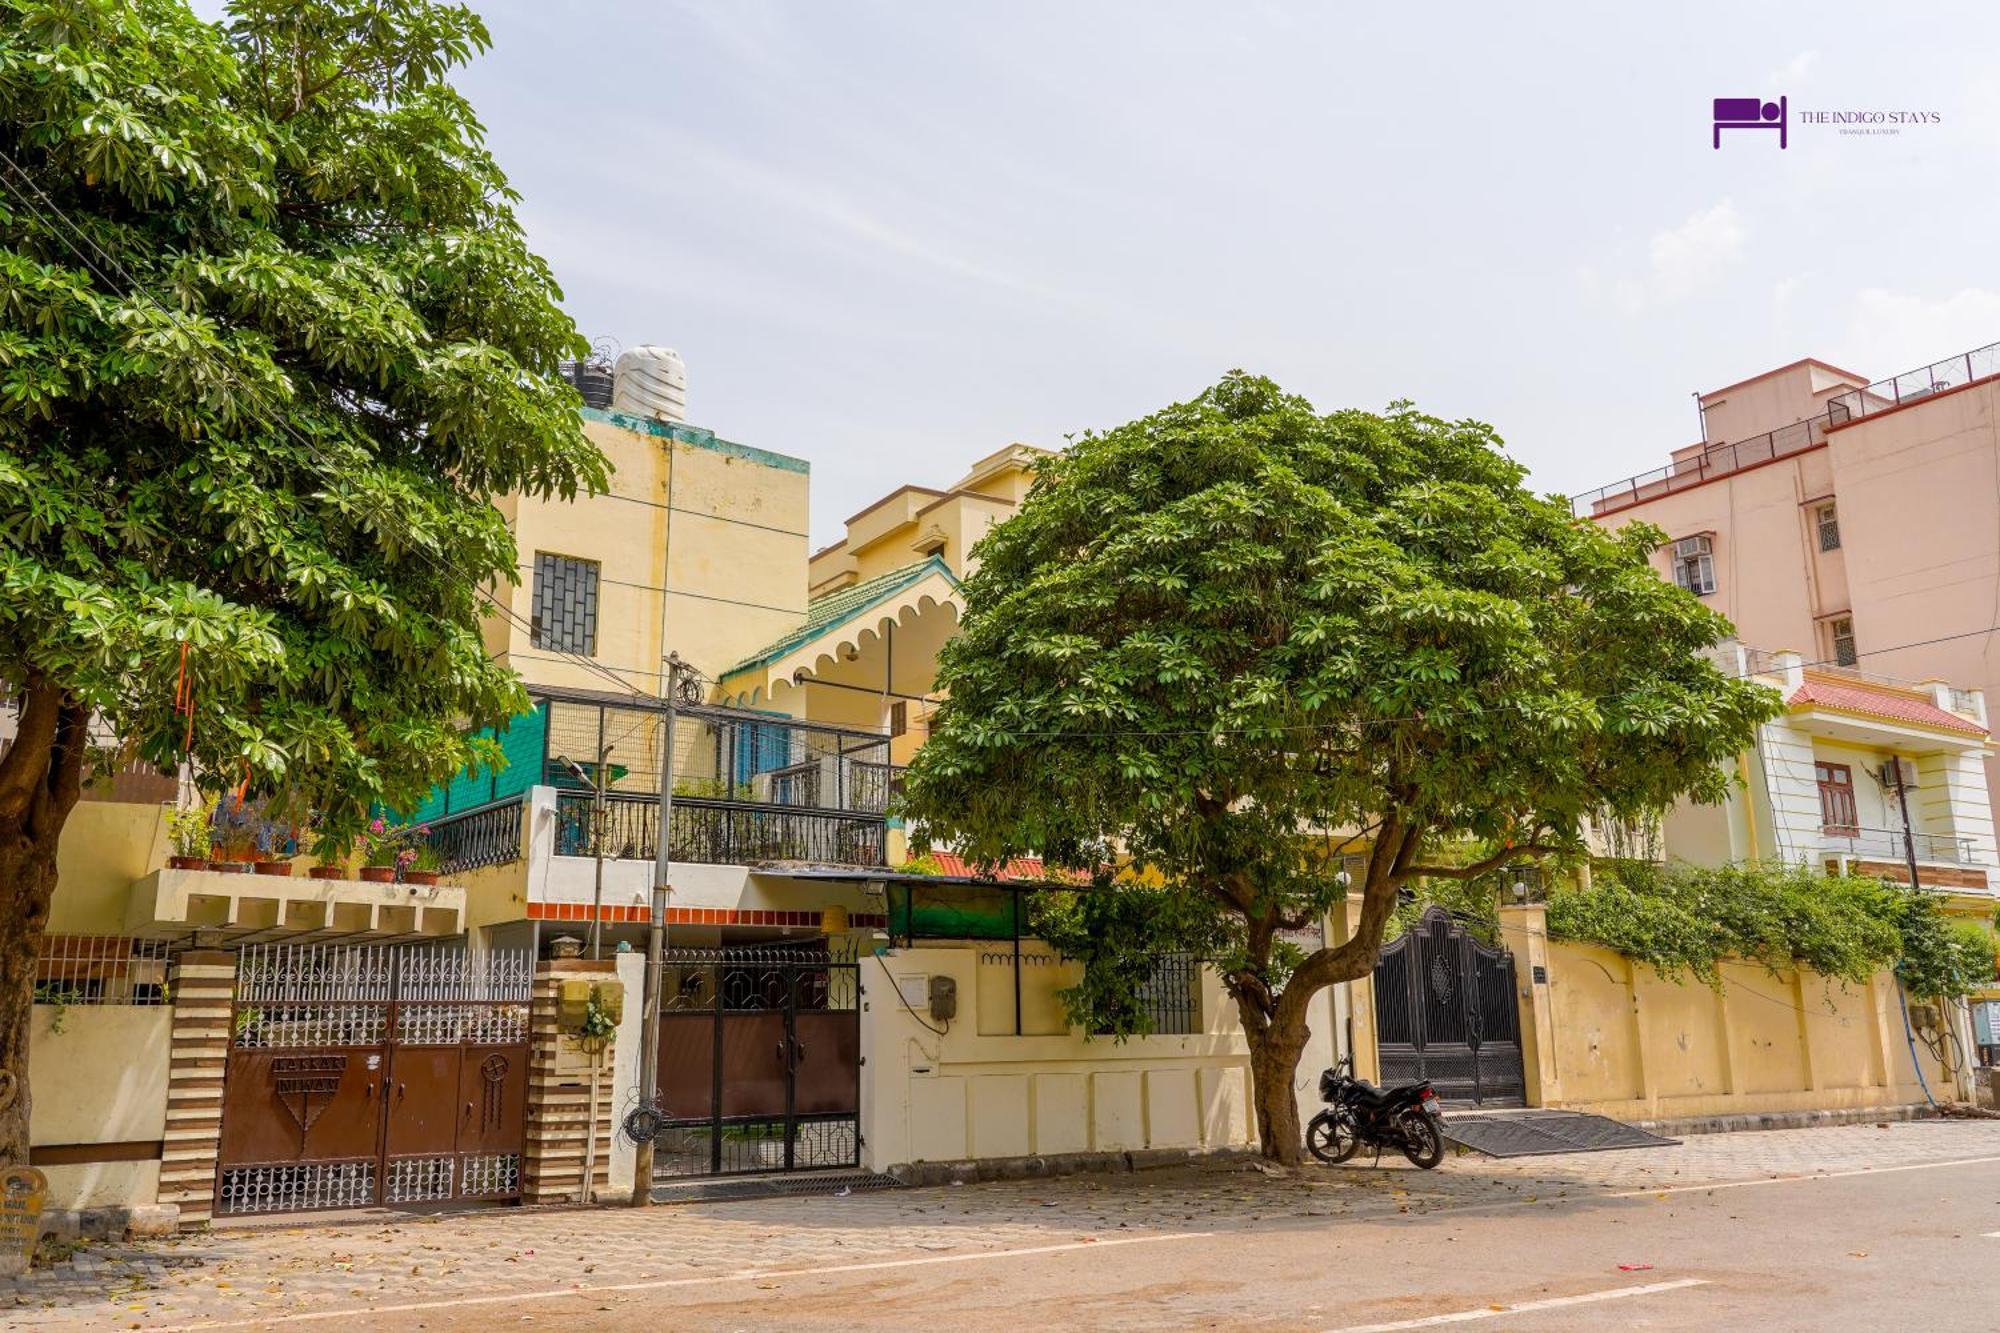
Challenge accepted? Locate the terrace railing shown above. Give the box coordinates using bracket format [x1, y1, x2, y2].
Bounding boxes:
[1819, 825, 1977, 866]
[555, 790, 889, 869]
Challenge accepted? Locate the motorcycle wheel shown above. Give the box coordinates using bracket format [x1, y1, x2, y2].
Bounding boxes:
[1305, 1110, 1359, 1165]
[1399, 1111, 1445, 1169]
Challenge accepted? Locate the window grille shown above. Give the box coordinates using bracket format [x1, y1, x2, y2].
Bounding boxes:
[33, 936, 172, 1006]
[1129, 952, 1202, 1035]
[1816, 503, 1841, 552]
[1829, 616, 1857, 668]
[530, 552, 600, 656]
[1670, 535, 1716, 596]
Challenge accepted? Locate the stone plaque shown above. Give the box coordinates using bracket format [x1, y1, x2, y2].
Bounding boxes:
[0, 1164, 48, 1276]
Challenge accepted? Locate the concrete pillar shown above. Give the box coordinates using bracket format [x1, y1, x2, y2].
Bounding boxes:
[1497, 904, 1560, 1107]
[522, 959, 619, 1206]
[158, 950, 234, 1230]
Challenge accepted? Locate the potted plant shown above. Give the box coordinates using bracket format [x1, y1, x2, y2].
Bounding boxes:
[401, 830, 443, 886]
[252, 820, 295, 877]
[165, 799, 215, 871]
[358, 819, 398, 883]
[208, 795, 258, 873]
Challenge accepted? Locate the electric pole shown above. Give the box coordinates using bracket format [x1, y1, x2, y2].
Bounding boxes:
[631, 652, 694, 1202]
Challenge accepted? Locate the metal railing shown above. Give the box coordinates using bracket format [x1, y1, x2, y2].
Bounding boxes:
[1573, 416, 1827, 517]
[556, 791, 888, 868]
[34, 936, 174, 1006]
[1819, 825, 1978, 866]
[428, 799, 525, 875]
[1576, 339, 2000, 519]
[1825, 341, 2000, 427]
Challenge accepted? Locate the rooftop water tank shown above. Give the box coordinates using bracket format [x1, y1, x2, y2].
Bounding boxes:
[557, 357, 615, 409]
[611, 346, 688, 424]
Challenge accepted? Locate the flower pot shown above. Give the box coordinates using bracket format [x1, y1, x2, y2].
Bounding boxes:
[210, 861, 251, 875]
[307, 866, 347, 881]
[167, 856, 210, 872]
[253, 860, 294, 877]
[359, 866, 396, 884]
[403, 870, 440, 887]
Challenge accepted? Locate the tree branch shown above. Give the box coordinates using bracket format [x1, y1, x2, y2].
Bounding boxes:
[1403, 843, 1556, 881]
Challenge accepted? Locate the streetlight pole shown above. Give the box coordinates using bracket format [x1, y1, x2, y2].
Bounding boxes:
[631, 652, 692, 1203]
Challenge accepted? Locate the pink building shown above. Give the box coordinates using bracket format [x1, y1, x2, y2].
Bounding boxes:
[1577, 340, 2000, 872]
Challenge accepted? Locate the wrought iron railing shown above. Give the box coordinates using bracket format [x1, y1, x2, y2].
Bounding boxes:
[33, 936, 174, 1006]
[555, 791, 887, 868]
[1820, 825, 1977, 865]
[428, 799, 525, 875]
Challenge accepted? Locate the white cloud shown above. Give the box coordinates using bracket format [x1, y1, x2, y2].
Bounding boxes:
[1766, 50, 1820, 87]
[1609, 200, 1747, 314]
[1844, 288, 2000, 375]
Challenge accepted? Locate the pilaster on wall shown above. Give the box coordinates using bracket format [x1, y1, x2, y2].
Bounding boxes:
[159, 950, 234, 1229]
[1332, 893, 1380, 1084]
[522, 960, 618, 1206]
[1497, 904, 1559, 1107]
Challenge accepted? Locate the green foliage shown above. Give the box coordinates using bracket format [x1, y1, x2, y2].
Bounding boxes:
[165, 796, 215, 859]
[1551, 860, 1993, 999]
[0, 0, 608, 848]
[1893, 893, 1997, 1002]
[1030, 880, 1232, 1039]
[578, 984, 617, 1047]
[903, 373, 1778, 1053]
[1387, 874, 1502, 945]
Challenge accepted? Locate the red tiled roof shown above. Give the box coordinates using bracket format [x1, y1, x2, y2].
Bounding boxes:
[926, 851, 1053, 881]
[1787, 679, 1986, 736]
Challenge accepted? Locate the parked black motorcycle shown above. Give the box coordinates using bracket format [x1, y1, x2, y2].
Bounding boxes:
[1304, 1055, 1446, 1169]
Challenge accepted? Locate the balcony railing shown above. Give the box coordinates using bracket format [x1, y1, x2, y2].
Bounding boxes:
[1820, 825, 1977, 866]
[1575, 338, 2000, 519]
[556, 791, 889, 869]
[429, 800, 526, 876]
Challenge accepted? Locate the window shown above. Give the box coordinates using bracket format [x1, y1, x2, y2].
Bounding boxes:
[1815, 761, 1858, 834]
[530, 552, 600, 655]
[889, 700, 909, 738]
[1095, 952, 1202, 1035]
[1816, 503, 1841, 552]
[1828, 615, 1857, 668]
[1670, 534, 1716, 596]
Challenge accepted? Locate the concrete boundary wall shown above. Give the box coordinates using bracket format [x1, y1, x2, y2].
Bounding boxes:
[1498, 904, 1949, 1121]
[860, 944, 1254, 1173]
[29, 1004, 172, 1212]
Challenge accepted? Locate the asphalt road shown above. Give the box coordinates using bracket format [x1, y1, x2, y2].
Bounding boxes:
[411, 1153, 1999, 1331]
[13, 1123, 2000, 1330]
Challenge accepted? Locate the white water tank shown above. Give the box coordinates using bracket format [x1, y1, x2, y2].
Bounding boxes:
[611, 346, 688, 424]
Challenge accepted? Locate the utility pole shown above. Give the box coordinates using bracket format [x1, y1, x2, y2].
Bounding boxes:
[631, 652, 693, 1203]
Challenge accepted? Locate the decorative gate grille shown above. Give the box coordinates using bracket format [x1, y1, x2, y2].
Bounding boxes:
[651, 947, 861, 1178]
[217, 944, 532, 1215]
[1372, 907, 1525, 1107]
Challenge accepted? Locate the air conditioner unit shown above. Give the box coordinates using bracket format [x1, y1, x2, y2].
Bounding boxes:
[1879, 757, 1917, 791]
[1672, 534, 1713, 558]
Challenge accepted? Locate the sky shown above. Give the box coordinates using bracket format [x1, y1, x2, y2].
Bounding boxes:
[441, 1, 2000, 546]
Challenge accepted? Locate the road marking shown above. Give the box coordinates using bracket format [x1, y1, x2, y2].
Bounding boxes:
[146, 1230, 1212, 1331]
[1325, 1278, 1708, 1331]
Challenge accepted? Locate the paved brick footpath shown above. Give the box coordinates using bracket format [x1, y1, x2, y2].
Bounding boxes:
[9, 1120, 1998, 1329]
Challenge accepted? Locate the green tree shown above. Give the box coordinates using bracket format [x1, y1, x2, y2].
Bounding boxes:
[0, 0, 606, 1161]
[902, 375, 1778, 1163]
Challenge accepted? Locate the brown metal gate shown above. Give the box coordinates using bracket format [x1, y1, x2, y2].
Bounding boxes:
[216, 944, 533, 1215]
[650, 947, 861, 1178]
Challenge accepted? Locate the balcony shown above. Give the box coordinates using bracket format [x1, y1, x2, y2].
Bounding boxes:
[555, 790, 892, 869]
[1819, 825, 1976, 866]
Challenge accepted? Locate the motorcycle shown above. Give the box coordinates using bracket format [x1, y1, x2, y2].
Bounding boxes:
[1304, 1055, 1447, 1169]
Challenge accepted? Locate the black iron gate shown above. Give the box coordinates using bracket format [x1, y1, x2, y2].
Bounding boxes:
[650, 947, 861, 1178]
[1373, 907, 1525, 1106]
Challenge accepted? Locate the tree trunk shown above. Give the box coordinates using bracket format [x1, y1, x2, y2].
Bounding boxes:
[1246, 1020, 1310, 1164]
[0, 683, 91, 1167]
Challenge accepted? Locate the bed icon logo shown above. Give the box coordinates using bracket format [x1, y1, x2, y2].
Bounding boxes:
[1714, 96, 1787, 149]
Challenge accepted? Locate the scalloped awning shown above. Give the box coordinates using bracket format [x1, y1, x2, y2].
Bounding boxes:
[718, 556, 961, 706]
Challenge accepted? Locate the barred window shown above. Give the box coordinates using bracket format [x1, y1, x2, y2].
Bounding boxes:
[1816, 503, 1841, 552]
[1828, 615, 1857, 668]
[531, 553, 599, 656]
[1110, 952, 1202, 1036]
